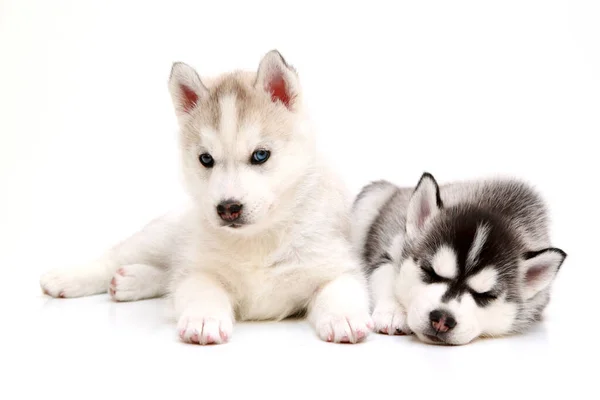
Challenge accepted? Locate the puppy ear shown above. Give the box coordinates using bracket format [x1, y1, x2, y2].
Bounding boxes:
[406, 172, 443, 241]
[254, 50, 300, 110]
[519, 248, 566, 300]
[168, 62, 209, 125]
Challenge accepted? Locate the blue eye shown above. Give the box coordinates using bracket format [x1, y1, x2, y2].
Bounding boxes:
[251, 149, 270, 165]
[199, 153, 214, 168]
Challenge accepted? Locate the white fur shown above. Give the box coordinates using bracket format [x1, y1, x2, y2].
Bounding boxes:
[432, 245, 457, 279]
[354, 172, 566, 345]
[350, 183, 398, 256]
[520, 250, 564, 300]
[467, 223, 490, 267]
[174, 270, 234, 345]
[467, 267, 498, 294]
[394, 257, 513, 345]
[40, 259, 111, 298]
[109, 264, 168, 302]
[169, 62, 209, 126]
[395, 258, 430, 330]
[432, 296, 480, 345]
[308, 273, 372, 343]
[384, 259, 502, 345]
[388, 232, 405, 264]
[405, 175, 440, 241]
[369, 263, 410, 335]
[39, 50, 372, 345]
[219, 94, 238, 146]
[398, 258, 483, 345]
[476, 294, 518, 337]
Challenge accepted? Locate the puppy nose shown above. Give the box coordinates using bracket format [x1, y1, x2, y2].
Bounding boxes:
[429, 309, 457, 333]
[216, 200, 243, 222]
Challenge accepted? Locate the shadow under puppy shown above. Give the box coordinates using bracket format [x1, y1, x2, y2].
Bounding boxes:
[351, 172, 567, 345]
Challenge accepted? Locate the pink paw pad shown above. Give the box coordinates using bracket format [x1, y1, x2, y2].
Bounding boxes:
[58, 291, 65, 298]
[220, 329, 229, 342]
[355, 330, 366, 340]
[380, 327, 389, 334]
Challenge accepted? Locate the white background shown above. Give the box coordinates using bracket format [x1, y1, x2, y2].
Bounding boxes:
[1, 0, 599, 399]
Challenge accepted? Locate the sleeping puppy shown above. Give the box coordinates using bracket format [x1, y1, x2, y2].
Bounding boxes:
[351, 172, 566, 345]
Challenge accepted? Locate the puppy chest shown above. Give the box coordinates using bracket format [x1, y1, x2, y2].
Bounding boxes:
[231, 268, 316, 321]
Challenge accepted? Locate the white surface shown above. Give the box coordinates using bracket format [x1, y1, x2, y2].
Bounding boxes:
[1, 1, 599, 399]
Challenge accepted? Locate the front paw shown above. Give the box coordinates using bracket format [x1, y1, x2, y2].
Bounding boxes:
[315, 313, 373, 344]
[177, 313, 233, 345]
[372, 305, 411, 335]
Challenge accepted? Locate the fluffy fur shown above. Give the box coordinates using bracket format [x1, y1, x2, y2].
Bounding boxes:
[352, 172, 566, 345]
[40, 50, 373, 345]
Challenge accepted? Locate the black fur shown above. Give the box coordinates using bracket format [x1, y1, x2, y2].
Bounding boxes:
[523, 248, 567, 270]
[352, 171, 568, 342]
[416, 206, 522, 305]
[415, 172, 444, 209]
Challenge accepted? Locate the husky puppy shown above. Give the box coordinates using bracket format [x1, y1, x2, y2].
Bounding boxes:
[351, 172, 566, 345]
[40, 50, 373, 345]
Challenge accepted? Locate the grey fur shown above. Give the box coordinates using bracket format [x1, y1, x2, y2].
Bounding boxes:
[352, 172, 567, 341]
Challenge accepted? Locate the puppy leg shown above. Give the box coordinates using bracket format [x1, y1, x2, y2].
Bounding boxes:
[308, 272, 373, 344]
[40, 212, 179, 299]
[109, 264, 168, 302]
[370, 263, 410, 335]
[40, 257, 114, 298]
[172, 271, 234, 345]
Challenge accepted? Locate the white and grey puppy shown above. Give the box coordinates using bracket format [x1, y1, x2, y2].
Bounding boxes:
[352, 172, 567, 345]
[40, 50, 373, 345]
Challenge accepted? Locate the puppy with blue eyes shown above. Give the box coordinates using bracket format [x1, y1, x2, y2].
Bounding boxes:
[40, 50, 373, 345]
[351, 172, 567, 345]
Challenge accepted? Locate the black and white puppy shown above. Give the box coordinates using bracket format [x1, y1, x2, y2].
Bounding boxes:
[351, 172, 567, 345]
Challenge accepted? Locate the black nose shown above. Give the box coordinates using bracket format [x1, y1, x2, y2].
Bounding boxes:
[216, 200, 243, 222]
[429, 309, 457, 333]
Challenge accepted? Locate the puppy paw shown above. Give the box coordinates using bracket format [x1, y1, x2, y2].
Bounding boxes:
[109, 264, 165, 302]
[40, 265, 106, 298]
[315, 313, 373, 344]
[177, 313, 233, 345]
[372, 305, 411, 335]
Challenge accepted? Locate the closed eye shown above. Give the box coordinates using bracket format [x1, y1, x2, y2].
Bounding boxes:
[420, 263, 444, 284]
[470, 290, 498, 306]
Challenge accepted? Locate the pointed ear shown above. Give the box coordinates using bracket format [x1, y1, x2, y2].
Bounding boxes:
[254, 50, 300, 110]
[406, 172, 443, 241]
[168, 62, 209, 124]
[519, 248, 566, 300]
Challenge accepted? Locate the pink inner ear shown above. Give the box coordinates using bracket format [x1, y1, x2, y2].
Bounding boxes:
[418, 199, 431, 228]
[179, 84, 199, 113]
[267, 73, 291, 108]
[525, 265, 547, 285]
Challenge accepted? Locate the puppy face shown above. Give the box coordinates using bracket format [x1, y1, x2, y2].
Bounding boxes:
[168, 51, 315, 234]
[397, 216, 521, 345]
[395, 173, 566, 345]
